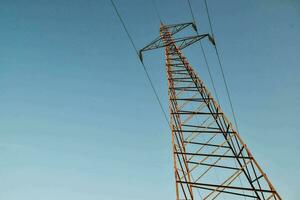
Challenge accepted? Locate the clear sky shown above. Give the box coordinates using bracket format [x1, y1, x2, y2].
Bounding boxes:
[0, 0, 299, 199]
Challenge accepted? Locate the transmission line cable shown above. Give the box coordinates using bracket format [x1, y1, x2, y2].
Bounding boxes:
[110, 0, 171, 128]
[186, 1, 246, 199]
[152, 0, 163, 23]
[186, 0, 220, 104]
[203, 0, 239, 132]
[187, 0, 196, 25]
[185, 1, 222, 198]
[202, 1, 248, 198]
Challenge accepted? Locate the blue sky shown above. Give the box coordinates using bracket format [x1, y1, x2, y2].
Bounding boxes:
[0, 0, 299, 199]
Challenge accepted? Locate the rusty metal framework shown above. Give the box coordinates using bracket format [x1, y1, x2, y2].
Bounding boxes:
[140, 23, 281, 200]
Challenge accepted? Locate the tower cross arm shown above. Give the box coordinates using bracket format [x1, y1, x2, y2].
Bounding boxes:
[139, 22, 215, 62]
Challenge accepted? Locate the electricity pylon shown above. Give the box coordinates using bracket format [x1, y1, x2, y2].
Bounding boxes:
[139, 22, 281, 200]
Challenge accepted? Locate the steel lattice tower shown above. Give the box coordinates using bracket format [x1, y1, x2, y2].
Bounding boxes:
[139, 23, 281, 200]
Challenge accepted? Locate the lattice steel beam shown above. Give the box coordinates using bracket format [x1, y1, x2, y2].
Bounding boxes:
[139, 22, 281, 200]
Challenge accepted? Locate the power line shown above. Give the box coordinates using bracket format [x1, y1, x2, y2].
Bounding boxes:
[152, 0, 163, 23]
[187, 0, 196, 25]
[203, 0, 240, 132]
[110, 0, 171, 128]
[186, 0, 220, 107]
[186, 1, 246, 198]
[185, 3, 222, 199]
[201, 1, 246, 198]
[203, 0, 214, 38]
[199, 42, 220, 103]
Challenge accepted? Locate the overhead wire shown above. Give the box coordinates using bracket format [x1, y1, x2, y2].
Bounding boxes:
[203, 0, 240, 132]
[186, 1, 248, 199]
[110, 0, 171, 128]
[152, 0, 163, 23]
[186, 1, 219, 200]
[199, 7, 249, 195]
[187, 0, 196, 25]
[187, 0, 220, 104]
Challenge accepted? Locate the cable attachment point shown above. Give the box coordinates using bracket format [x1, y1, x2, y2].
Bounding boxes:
[208, 34, 216, 46]
[139, 51, 144, 63]
[192, 22, 198, 33]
